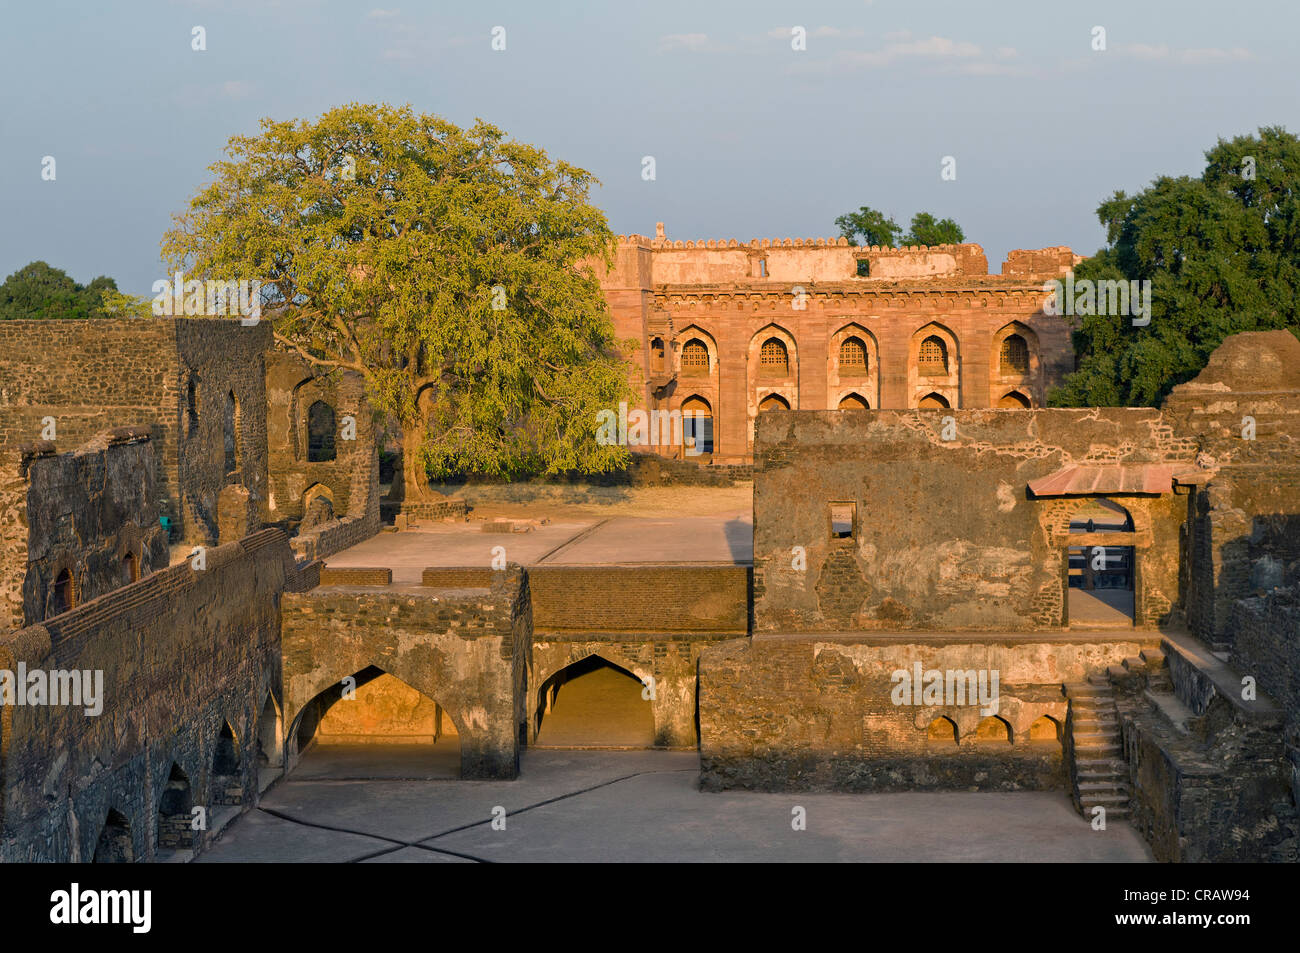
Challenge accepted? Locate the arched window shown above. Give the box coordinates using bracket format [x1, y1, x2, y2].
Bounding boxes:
[918, 336, 947, 373]
[307, 400, 336, 462]
[838, 393, 869, 410]
[1000, 334, 1029, 373]
[51, 569, 75, 617]
[122, 551, 139, 585]
[917, 392, 950, 410]
[681, 339, 709, 375]
[759, 394, 790, 412]
[223, 390, 238, 474]
[926, 716, 958, 746]
[838, 337, 867, 374]
[759, 338, 789, 376]
[998, 390, 1031, 408]
[973, 716, 1013, 744]
[681, 396, 713, 455]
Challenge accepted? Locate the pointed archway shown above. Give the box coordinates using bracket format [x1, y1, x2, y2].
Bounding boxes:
[289, 666, 462, 780]
[533, 655, 655, 748]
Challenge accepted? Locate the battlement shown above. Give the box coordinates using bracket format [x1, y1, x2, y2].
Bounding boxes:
[606, 224, 1072, 286]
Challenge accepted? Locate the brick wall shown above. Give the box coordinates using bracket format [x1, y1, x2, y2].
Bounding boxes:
[528, 564, 749, 634]
[698, 634, 1155, 791]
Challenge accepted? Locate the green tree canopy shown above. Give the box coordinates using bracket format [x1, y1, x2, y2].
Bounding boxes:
[161, 103, 633, 493]
[1050, 125, 1300, 407]
[834, 206, 901, 247]
[833, 206, 966, 248]
[902, 212, 964, 246]
[0, 261, 121, 319]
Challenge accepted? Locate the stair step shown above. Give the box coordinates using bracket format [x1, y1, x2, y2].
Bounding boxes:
[1139, 648, 1165, 665]
[1121, 656, 1146, 671]
[1080, 792, 1131, 806]
[1078, 780, 1128, 793]
[1106, 665, 1128, 679]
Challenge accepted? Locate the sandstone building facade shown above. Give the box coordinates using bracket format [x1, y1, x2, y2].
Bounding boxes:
[599, 227, 1079, 463]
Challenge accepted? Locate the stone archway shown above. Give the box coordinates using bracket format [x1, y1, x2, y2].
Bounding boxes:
[533, 655, 655, 748]
[289, 666, 463, 780]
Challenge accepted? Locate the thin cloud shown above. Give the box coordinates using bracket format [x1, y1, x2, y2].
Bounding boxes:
[1120, 43, 1254, 64]
[657, 33, 716, 53]
[367, 8, 399, 18]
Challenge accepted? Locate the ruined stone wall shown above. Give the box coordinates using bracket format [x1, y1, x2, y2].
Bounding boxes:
[0, 528, 296, 862]
[1114, 636, 1297, 862]
[0, 319, 271, 552]
[699, 634, 1156, 791]
[5, 432, 170, 631]
[1231, 587, 1300, 810]
[1162, 330, 1300, 644]
[265, 351, 380, 560]
[280, 570, 528, 778]
[752, 409, 1195, 632]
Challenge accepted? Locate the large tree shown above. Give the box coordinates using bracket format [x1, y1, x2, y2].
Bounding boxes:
[1051, 126, 1300, 407]
[162, 103, 633, 496]
[902, 212, 964, 246]
[834, 206, 901, 247]
[0, 261, 121, 319]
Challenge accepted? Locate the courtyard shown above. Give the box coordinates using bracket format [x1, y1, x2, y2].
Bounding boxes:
[198, 750, 1153, 863]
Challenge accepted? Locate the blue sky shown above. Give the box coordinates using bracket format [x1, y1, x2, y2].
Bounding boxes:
[1, 0, 1296, 294]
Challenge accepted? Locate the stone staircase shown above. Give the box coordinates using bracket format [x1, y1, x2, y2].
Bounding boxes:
[1065, 674, 1130, 820]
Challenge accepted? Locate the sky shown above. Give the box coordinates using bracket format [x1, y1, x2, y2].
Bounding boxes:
[1, 0, 1296, 295]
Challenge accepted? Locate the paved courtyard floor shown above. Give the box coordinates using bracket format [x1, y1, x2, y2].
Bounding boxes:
[200, 750, 1153, 863]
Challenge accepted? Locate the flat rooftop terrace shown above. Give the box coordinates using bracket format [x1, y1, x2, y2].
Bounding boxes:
[325, 513, 753, 583]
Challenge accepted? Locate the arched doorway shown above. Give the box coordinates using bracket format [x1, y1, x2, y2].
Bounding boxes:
[212, 722, 241, 806]
[917, 392, 950, 410]
[1067, 499, 1136, 627]
[838, 393, 870, 410]
[759, 393, 791, 413]
[157, 763, 194, 853]
[534, 656, 655, 748]
[290, 667, 461, 780]
[92, 809, 133, 863]
[998, 390, 1031, 408]
[680, 395, 713, 456]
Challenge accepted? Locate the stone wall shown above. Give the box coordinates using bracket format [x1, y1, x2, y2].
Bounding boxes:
[699, 633, 1157, 791]
[0, 318, 272, 550]
[0, 430, 170, 631]
[752, 408, 1195, 632]
[1232, 586, 1300, 810]
[1114, 635, 1297, 862]
[528, 564, 749, 634]
[280, 569, 529, 779]
[265, 351, 380, 559]
[0, 528, 298, 862]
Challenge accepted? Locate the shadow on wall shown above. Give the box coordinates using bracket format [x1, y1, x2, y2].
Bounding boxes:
[288, 665, 462, 779]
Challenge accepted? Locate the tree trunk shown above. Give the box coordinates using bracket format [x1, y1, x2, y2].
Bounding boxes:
[393, 420, 441, 502]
